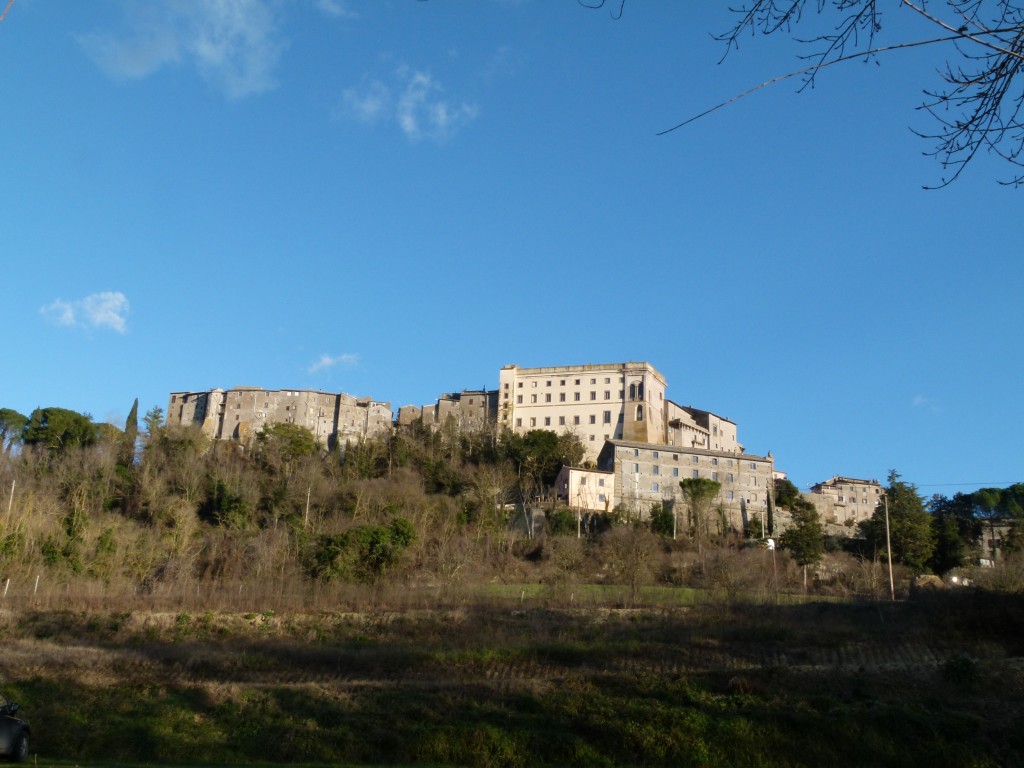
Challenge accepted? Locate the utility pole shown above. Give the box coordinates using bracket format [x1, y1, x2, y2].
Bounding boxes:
[883, 494, 895, 601]
[5, 479, 13, 530]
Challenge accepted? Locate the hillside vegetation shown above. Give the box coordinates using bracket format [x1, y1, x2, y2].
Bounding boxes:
[0, 407, 1023, 765]
[0, 406, 1021, 611]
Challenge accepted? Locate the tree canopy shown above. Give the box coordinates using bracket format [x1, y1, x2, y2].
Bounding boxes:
[22, 407, 97, 451]
[0, 408, 27, 455]
[860, 470, 936, 572]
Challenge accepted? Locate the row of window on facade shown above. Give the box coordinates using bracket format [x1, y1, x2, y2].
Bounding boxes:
[507, 382, 652, 401]
[515, 410, 629, 428]
[632, 448, 759, 471]
[630, 464, 757, 484]
[635, 482, 756, 503]
[509, 376, 623, 388]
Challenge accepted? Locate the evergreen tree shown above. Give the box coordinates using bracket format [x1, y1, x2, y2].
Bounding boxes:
[119, 399, 139, 469]
[860, 471, 935, 573]
[781, 499, 824, 591]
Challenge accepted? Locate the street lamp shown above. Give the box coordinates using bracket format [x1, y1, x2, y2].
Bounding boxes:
[883, 493, 895, 601]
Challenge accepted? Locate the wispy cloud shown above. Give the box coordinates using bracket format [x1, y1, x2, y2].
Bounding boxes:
[912, 394, 942, 412]
[313, 0, 358, 19]
[340, 67, 479, 142]
[308, 353, 359, 374]
[79, 0, 284, 100]
[41, 291, 130, 334]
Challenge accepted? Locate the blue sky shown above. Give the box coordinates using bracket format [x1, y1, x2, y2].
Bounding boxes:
[1, 1, 1020, 494]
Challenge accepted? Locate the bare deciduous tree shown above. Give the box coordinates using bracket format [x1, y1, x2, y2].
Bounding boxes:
[583, 1, 1024, 186]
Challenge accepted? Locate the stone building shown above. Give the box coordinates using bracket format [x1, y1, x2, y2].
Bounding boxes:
[804, 476, 883, 527]
[664, 402, 740, 453]
[597, 439, 774, 532]
[397, 390, 498, 432]
[166, 387, 392, 450]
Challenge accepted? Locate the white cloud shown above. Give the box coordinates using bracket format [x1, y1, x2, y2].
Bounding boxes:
[912, 394, 942, 412]
[313, 0, 357, 19]
[340, 67, 479, 142]
[41, 292, 130, 334]
[341, 79, 391, 124]
[308, 353, 359, 374]
[79, 0, 283, 100]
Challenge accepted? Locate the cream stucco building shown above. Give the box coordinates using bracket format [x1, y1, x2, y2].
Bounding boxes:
[496, 362, 741, 462]
[167, 387, 392, 450]
[554, 465, 616, 512]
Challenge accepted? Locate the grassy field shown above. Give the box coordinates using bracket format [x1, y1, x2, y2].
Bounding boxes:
[2, 589, 1022, 767]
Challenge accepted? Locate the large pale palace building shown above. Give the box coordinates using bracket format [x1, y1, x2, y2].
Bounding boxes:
[497, 362, 741, 462]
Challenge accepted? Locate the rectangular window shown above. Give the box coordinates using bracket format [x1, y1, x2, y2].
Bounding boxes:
[603, 410, 611, 424]
[712, 471, 718, 481]
[574, 393, 581, 402]
[598, 493, 606, 503]
[515, 418, 522, 427]
[652, 482, 660, 493]
[560, 379, 566, 386]
[727, 473, 734, 482]
[604, 391, 611, 399]
[653, 465, 660, 476]
[693, 470, 699, 478]
[559, 393, 566, 402]
[652, 451, 659, 459]
[589, 435, 595, 441]
[605, 377, 611, 384]
[634, 463, 640, 473]
[559, 416, 566, 426]
[634, 448, 640, 457]
[574, 416, 581, 425]
[530, 417, 537, 427]
[544, 417, 551, 426]
[589, 415, 597, 424]
[580, 476, 587, 486]
[530, 395, 537, 403]
[545, 394, 551, 403]
[598, 478, 605, 487]
[517, 395, 523, 404]
[590, 378, 596, 385]
[575, 379, 581, 385]
[546, 380, 552, 387]
[750, 462, 757, 470]
[590, 392, 597, 400]
[712, 457, 719, 465]
[727, 491, 734, 501]
[672, 467, 679, 477]
[692, 456, 699, 464]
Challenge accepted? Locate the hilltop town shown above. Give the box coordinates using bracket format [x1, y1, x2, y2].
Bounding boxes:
[168, 360, 884, 539]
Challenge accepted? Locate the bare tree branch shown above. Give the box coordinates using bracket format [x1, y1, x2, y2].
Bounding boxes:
[582, 0, 1024, 185]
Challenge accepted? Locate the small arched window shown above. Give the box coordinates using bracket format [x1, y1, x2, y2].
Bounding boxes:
[635, 405, 644, 421]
